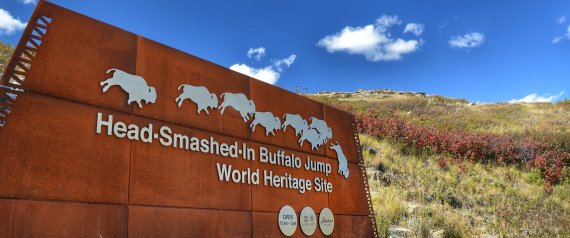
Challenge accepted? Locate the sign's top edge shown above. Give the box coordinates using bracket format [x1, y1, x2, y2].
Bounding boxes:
[35, 1, 355, 120]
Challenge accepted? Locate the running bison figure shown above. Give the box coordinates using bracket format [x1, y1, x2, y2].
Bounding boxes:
[330, 142, 349, 179]
[175, 84, 218, 114]
[308, 117, 333, 143]
[219, 93, 256, 122]
[100, 69, 157, 108]
[250, 112, 281, 136]
[298, 128, 324, 151]
[282, 114, 308, 136]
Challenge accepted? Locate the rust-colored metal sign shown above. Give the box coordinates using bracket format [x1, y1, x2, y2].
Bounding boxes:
[0, 1, 378, 237]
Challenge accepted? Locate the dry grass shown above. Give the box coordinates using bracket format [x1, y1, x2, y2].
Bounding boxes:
[362, 134, 570, 237]
[0, 42, 13, 74]
[309, 92, 570, 149]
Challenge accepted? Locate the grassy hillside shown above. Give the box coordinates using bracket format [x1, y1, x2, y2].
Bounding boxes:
[308, 90, 570, 143]
[363, 135, 569, 237]
[309, 90, 570, 237]
[0, 42, 14, 75]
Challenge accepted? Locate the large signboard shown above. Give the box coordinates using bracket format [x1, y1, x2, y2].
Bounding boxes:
[0, 2, 377, 237]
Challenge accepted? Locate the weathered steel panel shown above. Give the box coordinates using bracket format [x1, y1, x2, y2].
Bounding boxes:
[128, 206, 252, 237]
[249, 78, 326, 156]
[134, 37, 252, 139]
[0, 1, 377, 237]
[250, 142, 330, 213]
[0, 93, 130, 203]
[129, 117, 252, 210]
[24, 1, 137, 113]
[0, 199, 128, 237]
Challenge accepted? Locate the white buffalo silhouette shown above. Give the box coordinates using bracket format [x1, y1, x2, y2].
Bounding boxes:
[219, 93, 256, 122]
[175, 84, 218, 114]
[100, 69, 157, 108]
[250, 111, 281, 136]
[309, 117, 333, 142]
[298, 128, 324, 151]
[282, 114, 308, 136]
[330, 142, 349, 179]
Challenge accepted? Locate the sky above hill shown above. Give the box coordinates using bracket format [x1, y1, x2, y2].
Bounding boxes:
[0, 0, 568, 103]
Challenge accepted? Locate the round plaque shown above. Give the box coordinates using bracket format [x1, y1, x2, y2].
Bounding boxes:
[300, 207, 317, 236]
[278, 205, 298, 236]
[319, 208, 335, 235]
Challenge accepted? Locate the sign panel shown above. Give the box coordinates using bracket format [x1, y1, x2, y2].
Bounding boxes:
[300, 207, 318, 236]
[0, 1, 377, 237]
[278, 205, 298, 236]
[319, 207, 335, 235]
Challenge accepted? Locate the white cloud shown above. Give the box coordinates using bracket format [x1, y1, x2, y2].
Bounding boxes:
[509, 91, 565, 103]
[556, 16, 566, 24]
[317, 15, 423, 62]
[230, 54, 296, 85]
[273, 54, 296, 70]
[20, 0, 37, 5]
[403, 23, 424, 36]
[375, 15, 401, 31]
[552, 24, 570, 43]
[449, 32, 485, 48]
[230, 64, 279, 85]
[247, 47, 266, 61]
[0, 9, 27, 35]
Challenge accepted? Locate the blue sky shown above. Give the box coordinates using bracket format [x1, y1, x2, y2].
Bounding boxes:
[1, 0, 569, 103]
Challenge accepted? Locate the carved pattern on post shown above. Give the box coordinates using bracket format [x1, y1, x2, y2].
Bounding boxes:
[0, 13, 51, 127]
[353, 121, 379, 238]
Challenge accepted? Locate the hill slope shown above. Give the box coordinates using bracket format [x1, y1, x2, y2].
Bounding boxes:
[309, 90, 570, 237]
[308, 90, 570, 142]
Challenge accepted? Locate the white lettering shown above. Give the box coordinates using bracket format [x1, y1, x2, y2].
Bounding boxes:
[96, 112, 113, 135]
[140, 124, 153, 143]
[127, 124, 140, 140]
[114, 121, 127, 138]
[159, 126, 172, 146]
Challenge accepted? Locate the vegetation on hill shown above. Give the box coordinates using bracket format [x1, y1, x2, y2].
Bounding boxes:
[0, 42, 14, 75]
[309, 90, 569, 141]
[363, 135, 569, 237]
[309, 90, 570, 237]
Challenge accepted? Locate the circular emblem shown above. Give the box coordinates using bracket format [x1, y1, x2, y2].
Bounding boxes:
[278, 205, 298, 236]
[300, 207, 317, 236]
[319, 208, 335, 235]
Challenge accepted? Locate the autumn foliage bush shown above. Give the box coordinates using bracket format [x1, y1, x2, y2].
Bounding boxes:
[357, 111, 570, 193]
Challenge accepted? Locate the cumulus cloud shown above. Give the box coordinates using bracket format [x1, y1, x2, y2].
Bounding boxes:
[449, 32, 485, 48]
[20, 0, 37, 5]
[403, 23, 424, 36]
[230, 53, 296, 85]
[556, 16, 566, 24]
[509, 91, 565, 103]
[552, 24, 570, 43]
[0, 9, 27, 35]
[317, 15, 423, 62]
[247, 47, 266, 61]
[229, 64, 279, 85]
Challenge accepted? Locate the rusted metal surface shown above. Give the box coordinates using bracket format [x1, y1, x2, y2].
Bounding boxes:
[0, 198, 128, 237]
[24, 1, 137, 114]
[249, 78, 326, 156]
[249, 142, 330, 213]
[134, 37, 252, 140]
[0, 1, 379, 237]
[129, 117, 252, 210]
[128, 206, 252, 237]
[0, 93, 131, 203]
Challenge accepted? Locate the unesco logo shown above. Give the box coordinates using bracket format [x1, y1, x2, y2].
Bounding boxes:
[278, 206, 334, 236]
